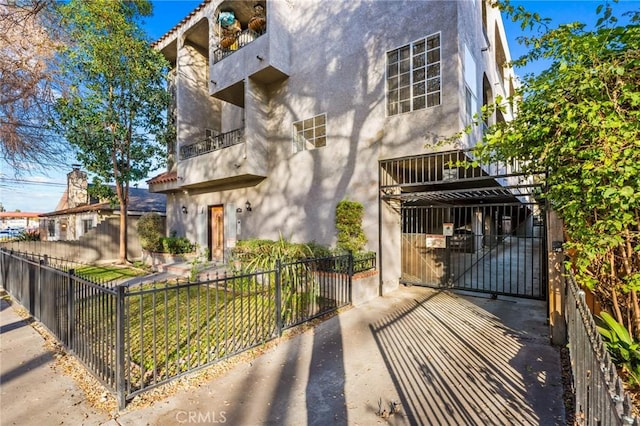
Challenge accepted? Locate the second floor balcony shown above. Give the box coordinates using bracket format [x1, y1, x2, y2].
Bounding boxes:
[177, 127, 268, 190]
[179, 128, 245, 160]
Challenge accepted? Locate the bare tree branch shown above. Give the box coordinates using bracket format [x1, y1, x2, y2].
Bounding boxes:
[0, 0, 68, 174]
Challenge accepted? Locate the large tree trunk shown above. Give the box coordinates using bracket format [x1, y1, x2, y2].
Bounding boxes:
[115, 178, 128, 264]
[119, 202, 127, 264]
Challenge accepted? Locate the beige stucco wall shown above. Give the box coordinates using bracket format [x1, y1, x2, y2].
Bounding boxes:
[152, 0, 517, 295]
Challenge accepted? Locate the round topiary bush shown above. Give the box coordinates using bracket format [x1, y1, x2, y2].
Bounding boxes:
[137, 212, 164, 252]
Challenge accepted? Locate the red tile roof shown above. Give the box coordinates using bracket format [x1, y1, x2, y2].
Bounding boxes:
[146, 170, 178, 185]
[0, 212, 42, 218]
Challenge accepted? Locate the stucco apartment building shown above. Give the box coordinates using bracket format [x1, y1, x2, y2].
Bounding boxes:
[148, 0, 524, 297]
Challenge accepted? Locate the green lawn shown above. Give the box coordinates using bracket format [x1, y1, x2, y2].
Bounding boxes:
[124, 279, 278, 389]
[75, 264, 148, 283]
[73, 271, 334, 393]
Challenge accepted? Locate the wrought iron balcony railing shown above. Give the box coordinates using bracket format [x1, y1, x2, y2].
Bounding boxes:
[179, 127, 245, 160]
[212, 28, 266, 64]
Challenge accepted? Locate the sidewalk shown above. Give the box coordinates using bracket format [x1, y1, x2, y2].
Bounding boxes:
[0, 296, 110, 426]
[1, 286, 565, 425]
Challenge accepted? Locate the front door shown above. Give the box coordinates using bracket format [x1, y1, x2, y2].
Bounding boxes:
[209, 206, 224, 262]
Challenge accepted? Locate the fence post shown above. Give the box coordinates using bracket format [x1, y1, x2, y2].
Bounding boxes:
[37, 259, 44, 320]
[547, 209, 567, 345]
[67, 269, 75, 348]
[348, 251, 354, 304]
[115, 285, 126, 410]
[275, 260, 282, 337]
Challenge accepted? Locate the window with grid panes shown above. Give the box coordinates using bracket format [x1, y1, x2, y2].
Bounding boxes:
[386, 33, 441, 116]
[293, 113, 327, 152]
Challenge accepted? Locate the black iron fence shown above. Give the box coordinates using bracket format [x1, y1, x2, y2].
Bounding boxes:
[565, 270, 639, 425]
[0, 249, 354, 409]
[353, 251, 376, 274]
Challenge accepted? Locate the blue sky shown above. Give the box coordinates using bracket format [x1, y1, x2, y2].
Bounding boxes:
[1, 0, 638, 213]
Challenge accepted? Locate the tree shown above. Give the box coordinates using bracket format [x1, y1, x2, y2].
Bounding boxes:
[470, 2, 640, 334]
[54, 0, 170, 263]
[0, 0, 66, 172]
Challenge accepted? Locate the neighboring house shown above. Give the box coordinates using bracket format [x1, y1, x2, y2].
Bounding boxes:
[148, 0, 522, 295]
[0, 212, 40, 232]
[41, 166, 166, 242]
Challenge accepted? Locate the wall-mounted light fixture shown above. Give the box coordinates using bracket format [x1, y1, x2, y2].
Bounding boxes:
[236, 208, 243, 214]
[181, 206, 188, 214]
[245, 201, 252, 212]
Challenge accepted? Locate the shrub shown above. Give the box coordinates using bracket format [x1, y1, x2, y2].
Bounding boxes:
[16, 230, 40, 241]
[137, 213, 164, 252]
[335, 200, 367, 253]
[597, 311, 640, 386]
[232, 239, 276, 263]
[306, 241, 333, 258]
[232, 235, 311, 271]
[160, 235, 194, 255]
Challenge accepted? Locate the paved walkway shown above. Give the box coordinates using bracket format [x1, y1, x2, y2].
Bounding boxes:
[1, 286, 565, 425]
[0, 296, 110, 426]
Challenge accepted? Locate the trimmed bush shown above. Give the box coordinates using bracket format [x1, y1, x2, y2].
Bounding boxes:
[160, 235, 194, 255]
[335, 200, 367, 253]
[137, 212, 164, 252]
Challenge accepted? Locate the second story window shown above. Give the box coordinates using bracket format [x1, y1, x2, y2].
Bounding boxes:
[387, 32, 441, 116]
[293, 114, 326, 153]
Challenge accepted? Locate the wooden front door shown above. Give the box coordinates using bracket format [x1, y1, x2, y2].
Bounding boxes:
[209, 206, 224, 262]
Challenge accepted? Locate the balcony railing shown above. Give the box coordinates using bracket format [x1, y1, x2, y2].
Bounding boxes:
[179, 127, 245, 160]
[213, 28, 265, 64]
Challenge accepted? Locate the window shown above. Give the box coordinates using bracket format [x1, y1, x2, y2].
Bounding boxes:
[386, 32, 441, 116]
[47, 220, 55, 237]
[293, 113, 326, 152]
[83, 219, 93, 234]
[463, 45, 478, 124]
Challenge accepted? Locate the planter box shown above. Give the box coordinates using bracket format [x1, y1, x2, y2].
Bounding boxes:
[352, 271, 379, 306]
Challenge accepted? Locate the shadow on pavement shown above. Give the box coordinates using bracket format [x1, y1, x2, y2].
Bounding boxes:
[0, 351, 54, 386]
[0, 318, 31, 334]
[369, 290, 564, 425]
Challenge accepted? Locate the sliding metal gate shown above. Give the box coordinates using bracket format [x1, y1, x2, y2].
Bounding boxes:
[381, 149, 547, 300]
[401, 202, 546, 299]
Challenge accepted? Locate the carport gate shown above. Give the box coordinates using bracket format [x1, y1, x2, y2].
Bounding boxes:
[381, 150, 547, 300]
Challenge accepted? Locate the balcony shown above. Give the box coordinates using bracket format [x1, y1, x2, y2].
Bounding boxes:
[177, 127, 267, 190]
[212, 28, 265, 64]
[180, 128, 245, 160]
[210, 2, 289, 106]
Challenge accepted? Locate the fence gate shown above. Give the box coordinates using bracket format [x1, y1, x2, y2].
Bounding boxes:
[381, 150, 547, 300]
